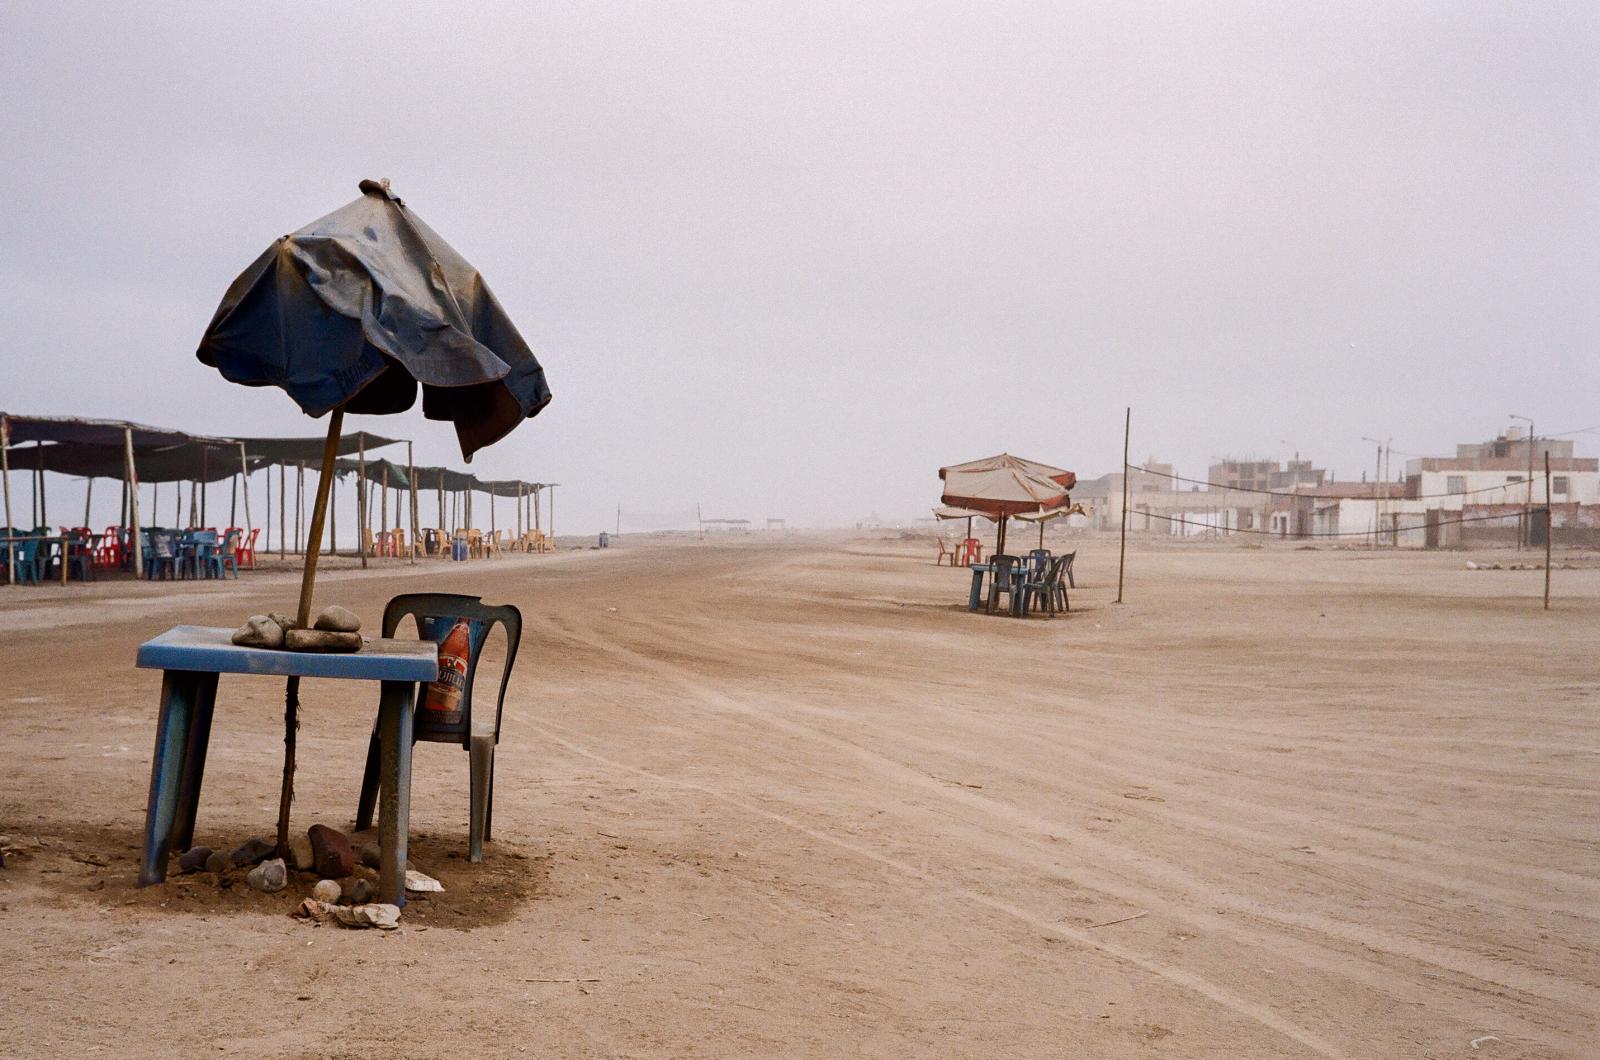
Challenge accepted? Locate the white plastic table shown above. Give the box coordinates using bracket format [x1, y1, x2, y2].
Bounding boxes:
[135, 625, 439, 905]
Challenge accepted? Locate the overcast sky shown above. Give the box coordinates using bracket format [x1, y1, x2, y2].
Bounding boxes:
[3, 2, 1596, 533]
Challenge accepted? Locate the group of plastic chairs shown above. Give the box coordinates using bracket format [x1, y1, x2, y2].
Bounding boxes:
[142, 528, 244, 581]
[3, 525, 261, 585]
[984, 549, 1076, 617]
[1, 528, 51, 584]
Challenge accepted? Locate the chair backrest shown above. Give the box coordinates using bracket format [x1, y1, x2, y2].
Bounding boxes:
[222, 530, 240, 556]
[1062, 550, 1076, 574]
[992, 554, 1017, 583]
[154, 531, 177, 559]
[1047, 555, 1067, 586]
[383, 593, 522, 746]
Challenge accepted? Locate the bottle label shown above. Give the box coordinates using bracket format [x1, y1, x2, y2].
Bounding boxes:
[419, 616, 480, 727]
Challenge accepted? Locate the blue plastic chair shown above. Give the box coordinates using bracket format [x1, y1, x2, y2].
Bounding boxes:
[1021, 555, 1069, 617]
[64, 533, 94, 582]
[215, 530, 240, 578]
[185, 531, 219, 579]
[146, 531, 179, 580]
[985, 554, 1022, 615]
[5, 536, 42, 585]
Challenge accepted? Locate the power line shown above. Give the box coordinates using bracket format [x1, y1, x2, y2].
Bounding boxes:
[1126, 465, 1536, 502]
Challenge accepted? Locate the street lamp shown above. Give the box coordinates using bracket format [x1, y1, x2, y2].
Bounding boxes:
[1510, 415, 1534, 548]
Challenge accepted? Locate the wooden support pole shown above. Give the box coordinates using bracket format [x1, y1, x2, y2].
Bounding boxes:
[124, 427, 142, 580]
[357, 435, 368, 568]
[407, 441, 417, 564]
[84, 476, 93, 528]
[1544, 452, 1552, 610]
[296, 461, 306, 554]
[238, 443, 253, 539]
[380, 463, 389, 556]
[1116, 407, 1130, 604]
[279, 463, 287, 558]
[2, 416, 14, 584]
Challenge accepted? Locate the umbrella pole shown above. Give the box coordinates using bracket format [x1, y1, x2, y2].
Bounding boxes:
[276, 405, 345, 859]
[84, 476, 93, 528]
[407, 442, 417, 565]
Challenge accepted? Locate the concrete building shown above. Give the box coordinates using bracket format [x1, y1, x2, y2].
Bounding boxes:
[1207, 459, 1276, 492]
[1404, 427, 1599, 546]
[1405, 428, 1599, 510]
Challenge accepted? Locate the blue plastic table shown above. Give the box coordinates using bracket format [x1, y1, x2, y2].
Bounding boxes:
[135, 625, 439, 905]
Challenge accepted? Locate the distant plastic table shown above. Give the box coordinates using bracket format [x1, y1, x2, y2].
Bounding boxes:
[135, 625, 439, 905]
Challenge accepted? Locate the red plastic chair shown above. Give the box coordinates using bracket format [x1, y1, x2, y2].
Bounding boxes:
[97, 525, 124, 569]
[960, 538, 981, 566]
[235, 527, 259, 569]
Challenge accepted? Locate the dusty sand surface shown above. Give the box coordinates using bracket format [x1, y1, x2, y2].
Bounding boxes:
[0, 534, 1595, 1058]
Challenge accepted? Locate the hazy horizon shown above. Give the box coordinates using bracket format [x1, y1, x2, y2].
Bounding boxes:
[3, 3, 1596, 534]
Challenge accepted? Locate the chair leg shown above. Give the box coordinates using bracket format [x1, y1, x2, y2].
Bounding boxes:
[468, 736, 493, 863]
[354, 723, 382, 831]
[483, 750, 495, 842]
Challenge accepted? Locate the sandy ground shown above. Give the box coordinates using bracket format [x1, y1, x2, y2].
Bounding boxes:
[0, 533, 1595, 1058]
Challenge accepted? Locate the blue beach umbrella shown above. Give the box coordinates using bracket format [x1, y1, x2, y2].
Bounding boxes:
[195, 179, 554, 854]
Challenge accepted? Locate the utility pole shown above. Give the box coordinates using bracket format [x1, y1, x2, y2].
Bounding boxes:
[616, 504, 621, 536]
[1510, 415, 1534, 549]
[1362, 437, 1384, 548]
[1543, 451, 1552, 610]
[1117, 407, 1130, 604]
